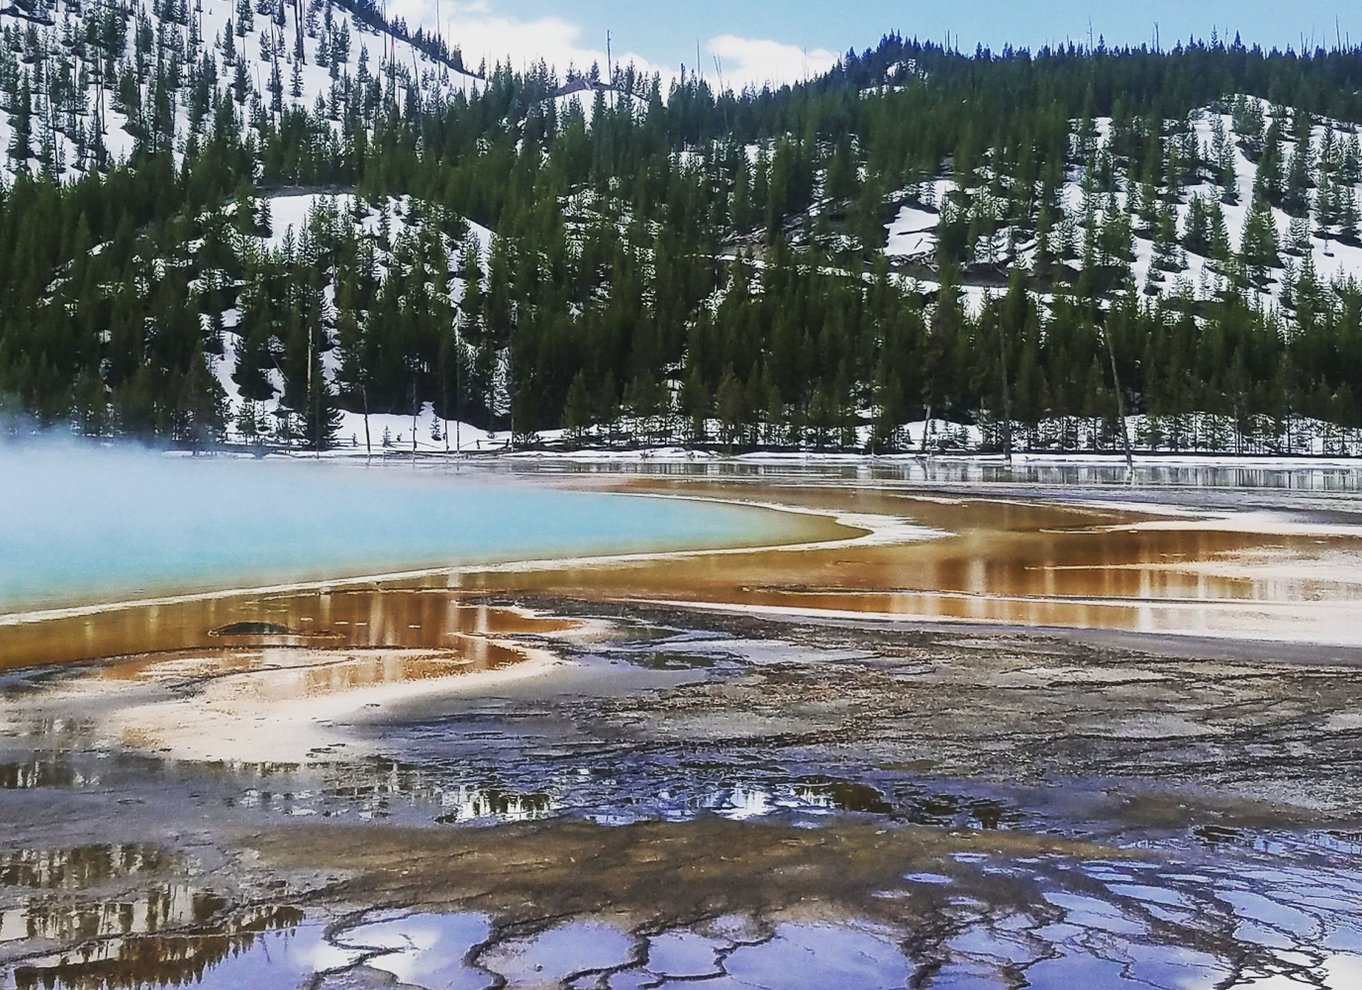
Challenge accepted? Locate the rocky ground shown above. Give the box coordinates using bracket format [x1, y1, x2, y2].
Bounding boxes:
[3, 595, 1362, 989]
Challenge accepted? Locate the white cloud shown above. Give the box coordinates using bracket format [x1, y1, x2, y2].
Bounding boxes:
[707, 35, 840, 89]
[386, 0, 665, 80]
[381, 1, 835, 91]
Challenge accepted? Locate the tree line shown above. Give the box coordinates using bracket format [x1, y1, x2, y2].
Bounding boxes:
[3, 18, 1362, 452]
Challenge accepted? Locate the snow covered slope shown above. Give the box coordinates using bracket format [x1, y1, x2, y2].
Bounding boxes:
[0, 0, 482, 182]
[208, 190, 496, 441]
[873, 98, 1362, 316]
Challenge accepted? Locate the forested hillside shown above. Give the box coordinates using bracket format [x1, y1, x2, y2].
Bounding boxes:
[4, 2, 1362, 455]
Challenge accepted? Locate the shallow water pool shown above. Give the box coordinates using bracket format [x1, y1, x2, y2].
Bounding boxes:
[0, 448, 794, 612]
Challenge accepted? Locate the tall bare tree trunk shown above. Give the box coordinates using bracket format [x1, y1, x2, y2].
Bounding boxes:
[1103, 330, 1134, 484]
[999, 330, 1013, 466]
[362, 385, 371, 456]
[294, 0, 304, 63]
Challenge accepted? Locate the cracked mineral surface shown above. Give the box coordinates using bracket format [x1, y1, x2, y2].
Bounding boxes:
[2, 465, 1362, 989]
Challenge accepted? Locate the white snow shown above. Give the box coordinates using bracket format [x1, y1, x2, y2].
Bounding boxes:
[884, 204, 939, 258]
[0, 0, 483, 184]
[195, 188, 496, 438]
[263, 192, 412, 251]
[332, 403, 504, 455]
[552, 86, 646, 126]
[878, 101, 1362, 329]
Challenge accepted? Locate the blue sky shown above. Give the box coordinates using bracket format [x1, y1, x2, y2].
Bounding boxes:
[397, 1, 1362, 87]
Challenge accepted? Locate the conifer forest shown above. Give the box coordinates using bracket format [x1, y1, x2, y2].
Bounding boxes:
[5, 0, 1362, 456]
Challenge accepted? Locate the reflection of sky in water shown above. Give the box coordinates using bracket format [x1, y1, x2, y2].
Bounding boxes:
[337, 916, 915, 990]
[317, 874, 1362, 990]
[334, 911, 491, 990]
[6, 855, 1362, 990]
[0, 447, 779, 609]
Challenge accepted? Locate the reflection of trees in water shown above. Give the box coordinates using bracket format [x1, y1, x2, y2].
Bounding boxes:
[228, 757, 559, 822]
[559, 460, 1362, 491]
[435, 784, 556, 823]
[1, 717, 96, 744]
[255, 753, 1029, 828]
[0, 844, 172, 890]
[0, 756, 92, 790]
[11, 903, 304, 990]
[4, 885, 230, 946]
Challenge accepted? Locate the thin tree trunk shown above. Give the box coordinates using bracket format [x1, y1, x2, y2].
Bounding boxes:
[999, 333, 1013, 465]
[442, 366, 450, 453]
[1103, 330, 1134, 483]
[362, 385, 371, 456]
[294, 0, 304, 62]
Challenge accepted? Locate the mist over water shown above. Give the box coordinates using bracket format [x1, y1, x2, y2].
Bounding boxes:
[0, 443, 774, 612]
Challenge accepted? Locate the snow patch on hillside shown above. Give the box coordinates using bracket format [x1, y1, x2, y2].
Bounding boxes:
[200, 189, 497, 439]
[885, 205, 938, 259]
[881, 100, 1362, 321]
[332, 402, 505, 453]
[0, 0, 482, 184]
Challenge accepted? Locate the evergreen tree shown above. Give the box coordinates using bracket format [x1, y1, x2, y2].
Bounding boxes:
[562, 370, 591, 444]
[1240, 195, 1281, 284]
[716, 367, 745, 448]
[7, 73, 33, 165]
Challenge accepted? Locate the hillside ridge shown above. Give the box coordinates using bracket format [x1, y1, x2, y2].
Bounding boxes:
[3, 18, 1362, 456]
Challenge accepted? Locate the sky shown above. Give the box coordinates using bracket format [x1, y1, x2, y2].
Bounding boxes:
[387, 1, 1362, 89]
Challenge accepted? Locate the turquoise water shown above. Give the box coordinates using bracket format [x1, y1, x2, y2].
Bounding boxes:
[0, 447, 780, 612]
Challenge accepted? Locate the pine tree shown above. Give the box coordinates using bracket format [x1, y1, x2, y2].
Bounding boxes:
[716, 366, 745, 448]
[562, 370, 591, 444]
[7, 73, 33, 164]
[1210, 113, 1238, 201]
[268, 60, 283, 114]
[1232, 96, 1265, 159]
[1254, 121, 1285, 204]
[1208, 198, 1233, 270]
[1283, 134, 1313, 216]
[1287, 214, 1311, 256]
[1340, 186, 1362, 244]
[680, 364, 708, 444]
[824, 134, 859, 203]
[1182, 194, 1212, 255]
[1240, 195, 1281, 286]
[1152, 199, 1180, 272]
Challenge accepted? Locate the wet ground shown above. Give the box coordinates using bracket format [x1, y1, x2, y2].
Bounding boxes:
[4, 601, 1362, 989]
[3, 467, 1362, 988]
